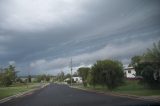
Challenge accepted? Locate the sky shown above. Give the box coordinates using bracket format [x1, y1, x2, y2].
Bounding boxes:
[0, 0, 160, 75]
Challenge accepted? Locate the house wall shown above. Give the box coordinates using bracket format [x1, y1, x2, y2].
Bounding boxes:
[72, 77, 82, 83]
[124, 68, 136, 78]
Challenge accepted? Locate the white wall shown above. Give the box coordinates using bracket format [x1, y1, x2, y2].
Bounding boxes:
[124, 67, 136, 78]
[72, 77, 82, 83]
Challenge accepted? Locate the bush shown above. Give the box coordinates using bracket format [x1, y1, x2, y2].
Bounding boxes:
[16, 78, 24, 83]
[90, 60, 124, 90]
[1, 76, 12, 87]
[141, 65, 160, 88]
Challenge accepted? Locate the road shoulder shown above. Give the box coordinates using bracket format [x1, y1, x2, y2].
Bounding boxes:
[70, 86, 160, 103]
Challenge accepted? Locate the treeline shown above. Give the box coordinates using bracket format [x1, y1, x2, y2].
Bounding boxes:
[35, 74, 52, 82]
[0, 65, 53, 87]
[77, 41, 160, 89]
[16, 75, 53, 84]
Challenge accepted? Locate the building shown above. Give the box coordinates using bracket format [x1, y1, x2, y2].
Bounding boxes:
[19, 76, 36, 82]
[64, 77, 83, 83]
[72, 77, 82, 83]
[124, 66, 136, 78]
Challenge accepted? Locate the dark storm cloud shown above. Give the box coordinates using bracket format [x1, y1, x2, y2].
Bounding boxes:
[0, 0, 160, 75]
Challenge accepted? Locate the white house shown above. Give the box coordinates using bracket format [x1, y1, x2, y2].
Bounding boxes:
[72, 77, 82, 83]
[64, 77, 82, 83]
[124, 66, 136, 78]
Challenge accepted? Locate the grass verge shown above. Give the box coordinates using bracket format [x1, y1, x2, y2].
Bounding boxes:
[76, 80, 160, 96]
[0, 83, 42, 99]
[113, 80, 160, 96]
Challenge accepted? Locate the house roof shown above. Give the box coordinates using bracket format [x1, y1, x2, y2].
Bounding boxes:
[124, 66, 134, 70]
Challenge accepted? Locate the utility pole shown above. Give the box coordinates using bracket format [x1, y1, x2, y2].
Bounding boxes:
[70, 58, 72, 86]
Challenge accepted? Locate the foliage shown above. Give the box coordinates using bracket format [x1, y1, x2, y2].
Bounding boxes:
[77, 67, 90, 86]
[144, 40, 160, 63]
[0, 75, 12, 87]
[130, 56, 141, 67]
[16, 77, 23, 83]
[132, 41, 160, 88]
[87, 70, 95, 87]
[90, 60, 124, 90]
[56, 71, 65, 82]
[0, 65, 17, 87]
[64, 73, 71, 79]
[141, 66, 155, 86]
[28, 75, 31, 83]
[35, 74, 50, 82]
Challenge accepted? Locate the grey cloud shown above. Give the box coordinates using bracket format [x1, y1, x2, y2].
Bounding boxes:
[0, 0, 159, 75]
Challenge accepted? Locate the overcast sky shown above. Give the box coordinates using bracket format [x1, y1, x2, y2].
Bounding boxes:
[0, 0, 160, 75]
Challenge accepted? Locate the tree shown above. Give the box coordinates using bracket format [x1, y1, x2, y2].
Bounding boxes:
[141, 66, 158, 88]
[144, 41, 160, 80]
[91, 60, 124, 90]
[77, 67, 90, 86]
[144, 40, 160, 63]
[0, 65, 16, 86]
[64, 73, 71, 79]
[133, 41, 160, 88]
[86, 70, 94, 86]
[57, 71, 65, 82]
[46, 75, 50, 82]
[28, 75, 31, 83]
[1, 75, 12, 87]
[131, 56, 141, 67]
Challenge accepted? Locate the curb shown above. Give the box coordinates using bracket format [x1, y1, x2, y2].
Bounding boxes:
[0, 83, 50, 104]
[70, 86, 160, 103]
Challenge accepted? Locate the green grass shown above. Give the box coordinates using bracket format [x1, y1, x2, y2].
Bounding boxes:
[78, 80, 160, 96]
[0, 83, 41, 99]
[113, 80, 160, 96]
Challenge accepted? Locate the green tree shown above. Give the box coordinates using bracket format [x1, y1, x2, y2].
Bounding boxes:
[140, 41, 160, 87]
[77, 67, 90, 86]
[131, 56, 141, 67]
[86, 70, 94, 86]
[36, 75, 42, 82]
[28, 75, 31, 83]
[58, 71, 65, 81]
[144, 40, 160, 63]
[133, 41, 160, 88]
[91, 60, 124, 90]
[64, 73, 71, 79]
[141, 66, 158, 87]
[46, 75, 50, 82]
[0, 65, 16, 86]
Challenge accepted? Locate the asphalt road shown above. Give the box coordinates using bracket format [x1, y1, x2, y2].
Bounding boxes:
[0, 84, 159, 106]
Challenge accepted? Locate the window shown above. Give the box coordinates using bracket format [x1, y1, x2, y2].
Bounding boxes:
[128, 70, 131, 73]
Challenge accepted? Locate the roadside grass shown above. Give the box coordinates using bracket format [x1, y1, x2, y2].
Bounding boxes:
[76, 80, 160, 96]
[113, 80, 160, 96]
[0, 83, 41, 99]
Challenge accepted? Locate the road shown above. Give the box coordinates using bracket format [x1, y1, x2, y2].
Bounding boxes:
[0, 84, 159, 106]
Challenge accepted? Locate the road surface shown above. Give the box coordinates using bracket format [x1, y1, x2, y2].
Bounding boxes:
[0, 84, 159, 106]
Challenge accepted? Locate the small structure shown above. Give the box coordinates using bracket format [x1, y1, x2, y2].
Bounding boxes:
[64, 78, 70, 82]
[124, 66, 136, 78]
[19, 76, 36, 82]
[64, 77, 82, 83]
[72, 77, 82, 83]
